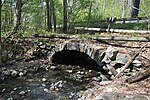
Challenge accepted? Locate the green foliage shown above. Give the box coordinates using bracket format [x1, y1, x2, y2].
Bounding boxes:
[1, 0, 150, 37]
[113, 23, 149, 30]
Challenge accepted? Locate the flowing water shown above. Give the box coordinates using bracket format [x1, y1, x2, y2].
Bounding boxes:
[0, 64, 101, 100]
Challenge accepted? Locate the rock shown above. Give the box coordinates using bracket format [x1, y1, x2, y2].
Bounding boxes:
[77, 71, 84, 75]
[81, 88, 95, 100]
[132, 60, 142, 67]
[18, 68, 23, 72]
[27, 90, 30, 92]
[93, 93, 149, 100]
[77, 92, 82, 98]
[1, 67, 7, 71]
[95, 93, 126, 100]
[19, 91, 26, 96]
[132, 95, 150, 100]
[11, 70, 18, 77]
[2, 88, 6, 92]
[10, 91, 15, 94]
[0, 77, 5, 83]
[57, 83, 63, 88]
[75, 74, 82, 79]
[42, 84, 46, 87]
[13, 88, 17, 91]
[40, 45, 46, 49]
[44, 88, 49, 92]
[67, 42, 79, 51]
[100, 74, 109, 81]
[124, 69, 130, 73]
[69, 92, 75, 99]
[49, 85, 55, 91]
[89, 70, 92, 72]
[23, 70, 27, 75]
[42, 78, 47, 82]
[102, 56, 111, 64]
[80, 71, 84, 75]
[2, 70, 11, 76]
[45, 65, 51, 71]
[92, 76, 102, 82]
[66, 70, 73, 73]
[38, 42, 43, 46]
[99, 81, 112, 85]
[55, 88, 59, 91]
[50, 66, 57, 70]
[5, 61, 14, 65]
[105, 46, 118, 60]
[7, 98, 13, 100]
[50, 81, 66, 91]
[33, 66, 39, 72]
[116, 53, 128, 65]
[19, 72, 24, 77]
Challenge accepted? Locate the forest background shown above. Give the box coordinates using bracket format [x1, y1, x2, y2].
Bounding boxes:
[1, 0, 150, 36]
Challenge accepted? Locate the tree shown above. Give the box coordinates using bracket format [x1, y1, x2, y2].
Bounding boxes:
[88, 1, 92, 22]
[63, 0, 67, 33]
[50, 0, 56, 32]
[13, 0, 23, 33]
[130, 0, 140, 18]
[46, 0, 52, 32]
[0, 0, 2, 67]
[121, 0, 125, 18]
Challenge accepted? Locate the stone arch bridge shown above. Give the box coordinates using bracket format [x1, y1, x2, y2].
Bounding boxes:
[36, 36, 107, 68]
[35, 35, 133, 75]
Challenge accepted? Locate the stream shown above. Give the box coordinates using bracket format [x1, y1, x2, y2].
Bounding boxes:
[0, 63, 101, 100]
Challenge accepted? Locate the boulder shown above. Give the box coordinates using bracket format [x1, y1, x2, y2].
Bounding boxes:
[105, 46, 118, 60]
[102, 46, 118, 63]
[116, 53, 128, 65]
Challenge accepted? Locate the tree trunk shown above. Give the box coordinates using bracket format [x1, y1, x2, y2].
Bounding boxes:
[63, 0, 67, 33]
[102, 0, 106, 18]
[46, 0, 52, 32]
[3, 0, 7, 32]
[130, 0, 140, 18]
[13, 0, 22, 33]
[50, 0, 56, 32]
[10, 0, 14, 28]
[4, 3, 7, 32]
[0, 0, 2, 67]
[88, 1, 92, 23]
[122, 0, 125, 18]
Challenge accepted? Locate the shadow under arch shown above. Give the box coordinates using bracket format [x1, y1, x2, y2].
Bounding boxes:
[51, 50, 108, 74]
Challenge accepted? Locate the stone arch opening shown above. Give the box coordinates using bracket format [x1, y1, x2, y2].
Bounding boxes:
[51, 50, 106, 72]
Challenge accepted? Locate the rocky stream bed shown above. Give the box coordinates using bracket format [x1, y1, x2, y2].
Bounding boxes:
[0, 60, 103, 100]
[0, 38, 150, 100]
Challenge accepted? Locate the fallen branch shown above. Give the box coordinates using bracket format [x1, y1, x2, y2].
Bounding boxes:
[114, 46, 145, 79]
[141, 55, 150, 62]
[126, 68, 150, 84]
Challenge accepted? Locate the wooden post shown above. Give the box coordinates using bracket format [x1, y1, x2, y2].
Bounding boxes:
[107, 17, 116, 32]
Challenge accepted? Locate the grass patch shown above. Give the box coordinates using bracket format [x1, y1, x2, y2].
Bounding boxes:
[112, 22, 149, 30]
